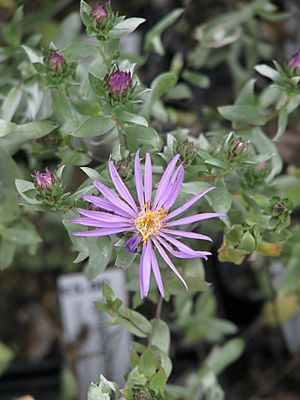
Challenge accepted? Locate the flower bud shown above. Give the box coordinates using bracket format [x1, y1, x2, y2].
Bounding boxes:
[224, 133, 250, 162]
[176, 140, 196, 166]
[48, 52, 66, 72]
[34, 168, 55, 189]
[90, 3, 107, 23]
[115, 159, 132, 181]
[107, 69, 132, 95]
[289, 50, 300, 71]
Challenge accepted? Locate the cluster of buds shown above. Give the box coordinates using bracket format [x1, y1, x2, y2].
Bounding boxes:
[223, 132, 250, 163]
[105, 67, 133, 105]
[83, 1, 118, 40]
[176, 140, 197, 167]
[34, 168, 64, 205]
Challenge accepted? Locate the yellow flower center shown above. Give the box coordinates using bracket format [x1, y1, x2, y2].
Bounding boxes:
[135, 203, 167, 242]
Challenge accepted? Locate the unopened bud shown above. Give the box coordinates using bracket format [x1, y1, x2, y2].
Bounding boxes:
[34, 168, 55, 189]
[289, 50, 300, 71]
[90, 3, 107, 23]
[48, 52, 65, 72]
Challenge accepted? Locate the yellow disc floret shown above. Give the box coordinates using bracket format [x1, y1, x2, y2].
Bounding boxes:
[135, 203, 167, 242]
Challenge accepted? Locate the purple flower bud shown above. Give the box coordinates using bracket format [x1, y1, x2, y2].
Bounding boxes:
[125, 235, 141, 253]
[35, 168, 55, 189]
[108, 70, 132, 94]
[90, 3, 107, 23]
[49, 52, 65, 72]
[289, 50, 300, 70]
[256, 161, 268, 171]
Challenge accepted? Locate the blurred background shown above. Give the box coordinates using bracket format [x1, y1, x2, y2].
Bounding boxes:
[1, 0, 300, 399]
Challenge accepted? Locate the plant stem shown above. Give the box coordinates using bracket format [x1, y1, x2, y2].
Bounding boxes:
[148, 296, 163, 347]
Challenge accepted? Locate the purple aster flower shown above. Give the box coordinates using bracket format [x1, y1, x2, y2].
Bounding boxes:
[49, 52, 65, 72]
[107, 70, 132, 94]
[35, 167, 55, 189]
[90, 3, 107, 22]
[289, 50, 300, 70]
[73, 152, 223, 299]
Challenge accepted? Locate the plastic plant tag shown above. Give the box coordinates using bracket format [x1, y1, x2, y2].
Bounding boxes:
[57, 268, 130, 400]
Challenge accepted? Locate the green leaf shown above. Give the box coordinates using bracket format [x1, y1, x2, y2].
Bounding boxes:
[125, 126, 161, 152]
[278, 259, 300, 296]
[139, 349, 157, 377]
[117, 111, 148, 127]
[109, 18, 146, 38]
[3, 6, 23, 47]
[115, 246, 137, 269]
[0, 342, 14, 376]
[125, 309, 152, 336]
[61, 42, 97, 62]
[218, 105, 266, 126]
[182, 70, 210, 88]
[149, 368, 167, 395]
[273, 107, 288, 141]
[0, 86, 22, 122]
[0, 120, 58, 155]
[235, 79, 257, 106]
[0, 119, 16, 138]
[84, 236, 113, 280]
[151, 319, 170, 353]
[255, 64, 280, 81]
[166, 276, 209, 294]
[206, 338, 245, 375]
[52, 89, 78, 130]
[80, 167, 101, 180]
[144, 9, 184, 55]
[15, 180, 41, 205]
[88, 73, 106, 97]
[0, 240, 16, 270]
[73, 115, 116, 137]
[206, 180, 232, 214]
[239, 231, 256, 252]
[151, 72, 178, 103]
[80, 0, 92, 28]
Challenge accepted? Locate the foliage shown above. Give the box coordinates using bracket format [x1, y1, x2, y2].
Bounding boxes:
[1, 0, 300, 398]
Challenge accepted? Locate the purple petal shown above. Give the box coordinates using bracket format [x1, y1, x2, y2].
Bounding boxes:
[93, 180, 136, 217]
[72, 217, 132, 228]
[167, 212, 223, 227]
[139, 246, 146, 298]
[166, 187, 216, 221]
[109, 161, 138, 212]
[162, 165, 184, 210]
[149, 241, 164, 298]
[135, 150, 144, 209]
[156, 165, 181, 210]
[152, 238, 187, 290]
[159, 233, 211, 258]
[144, 153, 152, 204]
[153, 154, 180, 209]
[82, 195, 129, 217]
[140, 241, 151, 298]
[73, 227, 133, 237]
[161, 228, 212, 242]
[76, 208, 132, 223]
[157, 236, 211, 260]
[125, 234, 141, 253]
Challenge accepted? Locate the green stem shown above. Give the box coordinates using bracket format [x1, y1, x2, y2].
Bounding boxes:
[148, 296, 163, 347]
